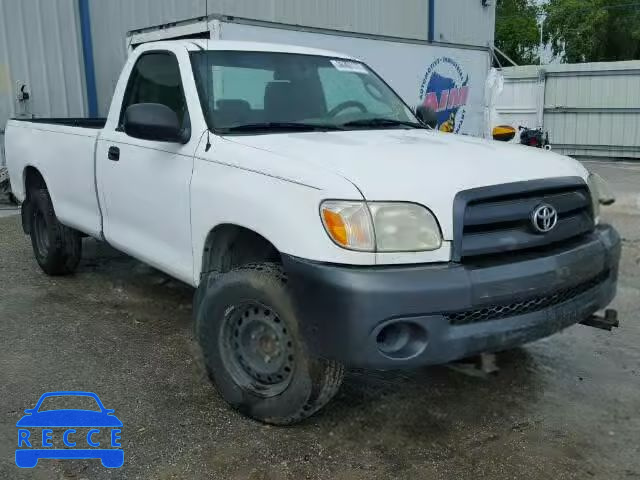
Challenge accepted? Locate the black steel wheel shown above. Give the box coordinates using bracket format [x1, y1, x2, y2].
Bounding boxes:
[28, 188, 82, 276]
[220, 301, 295, 397]
[32, 207, 51, 259]
[195, 263, 344, 425]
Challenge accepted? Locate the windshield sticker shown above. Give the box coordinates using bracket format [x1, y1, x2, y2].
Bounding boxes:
[330, 60, 369, 74]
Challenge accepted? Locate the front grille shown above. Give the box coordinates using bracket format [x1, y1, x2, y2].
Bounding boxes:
[445, 270, 610, 326]
[454, 179, 595, 261]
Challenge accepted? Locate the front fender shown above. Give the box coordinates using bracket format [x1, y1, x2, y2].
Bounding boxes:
[190, 152, 374, 285]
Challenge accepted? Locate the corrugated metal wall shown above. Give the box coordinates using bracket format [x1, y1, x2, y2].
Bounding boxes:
[498, 62, 640, 159]
[208, 0, 430, 38]
[0, 0, 87, 165]
[435, 0, 496, 48]
[494, 75, 540, 132]
[88, 0, 205, 115]
[88, 0, 432, 116]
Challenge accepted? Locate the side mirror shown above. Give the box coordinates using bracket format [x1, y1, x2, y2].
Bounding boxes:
[124, 103, 187, 143]
[415, 105, 438, 129]
[492, 125, 517, 142]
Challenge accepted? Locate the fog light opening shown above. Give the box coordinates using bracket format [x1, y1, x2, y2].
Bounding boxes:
[376, 322, 428, 360]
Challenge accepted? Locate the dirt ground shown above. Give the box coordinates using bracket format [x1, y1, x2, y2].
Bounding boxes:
[0, 161, 639, 480]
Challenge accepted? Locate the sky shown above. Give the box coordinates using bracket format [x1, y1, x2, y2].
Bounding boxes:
[535, 0, 556, 64]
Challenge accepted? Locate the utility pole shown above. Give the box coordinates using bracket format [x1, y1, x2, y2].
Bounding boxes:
[539, 18, 544, 65]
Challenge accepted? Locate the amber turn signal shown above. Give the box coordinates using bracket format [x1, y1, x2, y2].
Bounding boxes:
[322, 209, 348, 246]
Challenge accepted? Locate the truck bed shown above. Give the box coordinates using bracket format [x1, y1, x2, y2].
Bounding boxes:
[5, 118, 103, 238]
[11, 117, 107, 129]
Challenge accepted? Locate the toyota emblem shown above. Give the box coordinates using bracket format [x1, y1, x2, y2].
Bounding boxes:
[531, 204, 558, 233]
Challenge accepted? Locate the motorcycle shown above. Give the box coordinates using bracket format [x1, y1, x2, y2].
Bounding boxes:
[519, 126, 551, 150]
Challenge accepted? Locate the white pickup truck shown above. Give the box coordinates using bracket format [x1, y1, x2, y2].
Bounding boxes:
[5, 40, 620, 425]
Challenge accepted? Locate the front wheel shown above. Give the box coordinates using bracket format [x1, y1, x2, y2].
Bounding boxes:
[195, 263, 344, 425]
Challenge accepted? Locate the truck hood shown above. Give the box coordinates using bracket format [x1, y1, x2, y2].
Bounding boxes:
[227, 129, 588, 239]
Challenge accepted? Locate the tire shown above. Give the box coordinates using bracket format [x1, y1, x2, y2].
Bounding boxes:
[195, 263, 344, 425]
[28, 188, 82, 276]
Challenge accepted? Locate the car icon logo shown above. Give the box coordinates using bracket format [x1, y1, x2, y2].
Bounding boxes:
[531, 203, 558, 234]
[15, 391, 123, 469]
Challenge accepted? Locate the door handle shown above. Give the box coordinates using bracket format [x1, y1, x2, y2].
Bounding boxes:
[108, 146, 120, 161]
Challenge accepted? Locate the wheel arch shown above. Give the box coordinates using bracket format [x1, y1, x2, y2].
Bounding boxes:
[23, 165, 47, 194]
[199, 223, 281, 280]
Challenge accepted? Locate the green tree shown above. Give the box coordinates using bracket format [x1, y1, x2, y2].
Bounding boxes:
[495, 0, 542, 66]
[544, 0, 640, 63]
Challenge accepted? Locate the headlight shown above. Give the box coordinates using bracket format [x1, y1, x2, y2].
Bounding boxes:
[587, 173, 601, 223]
[369, 203, 442, 251]
[321, 201, 442, 252]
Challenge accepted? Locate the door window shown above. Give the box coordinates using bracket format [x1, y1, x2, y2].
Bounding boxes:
[119, 52, 190, 130]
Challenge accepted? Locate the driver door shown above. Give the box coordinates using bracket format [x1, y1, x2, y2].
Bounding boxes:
[96, 51, 195, 284]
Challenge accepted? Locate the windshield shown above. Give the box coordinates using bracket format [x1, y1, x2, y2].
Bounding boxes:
[190, 51, 420, 133]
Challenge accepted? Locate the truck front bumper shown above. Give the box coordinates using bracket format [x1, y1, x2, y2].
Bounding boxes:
[283, 225, 621, 369]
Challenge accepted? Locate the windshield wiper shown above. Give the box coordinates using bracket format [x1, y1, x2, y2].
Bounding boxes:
[341, 118, 425, 129]
[219, 122, 345, 134]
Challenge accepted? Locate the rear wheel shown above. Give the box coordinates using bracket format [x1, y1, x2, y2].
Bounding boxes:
[195, 263, 344, 425]
[28, 188, 82, 276]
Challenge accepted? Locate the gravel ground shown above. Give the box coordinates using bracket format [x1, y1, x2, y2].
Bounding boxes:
[0, 160, 639, 479]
